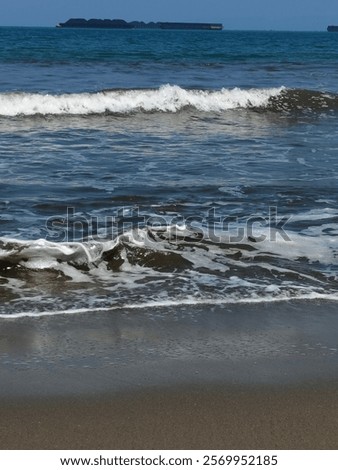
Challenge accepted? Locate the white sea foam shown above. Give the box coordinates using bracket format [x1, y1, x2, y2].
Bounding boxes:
[0, 221, 336, 275]
[1, 222, 337, 318]
[0, 85, 284, 117]
[0, 237, 116, 264]
[1, 292, 338, 319]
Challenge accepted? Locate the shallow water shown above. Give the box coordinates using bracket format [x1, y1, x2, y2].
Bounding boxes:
[1, 28, 338, 316]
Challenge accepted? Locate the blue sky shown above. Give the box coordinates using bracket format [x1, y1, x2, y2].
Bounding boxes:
[1, 0, 337, 31]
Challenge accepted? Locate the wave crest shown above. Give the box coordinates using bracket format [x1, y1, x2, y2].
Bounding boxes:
[0, 85, 284, 116]
[268, 88, 338, 112]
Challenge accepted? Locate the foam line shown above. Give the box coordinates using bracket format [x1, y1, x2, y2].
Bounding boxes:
[1, 293, 338, 319]
[0, 85, 284, 116]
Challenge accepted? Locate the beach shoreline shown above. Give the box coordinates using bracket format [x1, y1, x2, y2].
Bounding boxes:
[0, 300, 338, 449]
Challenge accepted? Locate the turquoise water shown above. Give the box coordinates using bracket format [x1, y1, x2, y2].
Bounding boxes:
[1, 28, 338, 316]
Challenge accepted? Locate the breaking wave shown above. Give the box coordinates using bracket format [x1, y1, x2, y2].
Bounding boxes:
[1, 222, 338, 317]
[1, 85, 337, 117]
[0, 85, 287, 116]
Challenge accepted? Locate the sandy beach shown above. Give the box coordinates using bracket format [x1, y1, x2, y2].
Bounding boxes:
[0, 300, 338, 449]
[1, 384, 338, 449]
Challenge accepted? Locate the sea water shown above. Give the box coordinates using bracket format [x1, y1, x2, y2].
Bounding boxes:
[1, 27, 338, 317]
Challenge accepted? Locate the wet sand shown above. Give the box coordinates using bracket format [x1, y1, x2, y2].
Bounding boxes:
[0, 300, 338, 449]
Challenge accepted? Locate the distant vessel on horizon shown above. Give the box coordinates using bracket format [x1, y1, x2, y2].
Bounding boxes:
[327, 25, 338, 32]
[56, 18, 223, 31]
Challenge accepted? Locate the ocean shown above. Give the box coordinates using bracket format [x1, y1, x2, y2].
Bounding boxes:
[1, 27, 338, 318]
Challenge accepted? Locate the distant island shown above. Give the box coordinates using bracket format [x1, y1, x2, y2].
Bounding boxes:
[56, 18, 223, 31]
[327, 25, 338, 32]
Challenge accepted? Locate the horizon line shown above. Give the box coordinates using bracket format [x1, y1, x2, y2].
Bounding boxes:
[0, 24, 330, 32]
